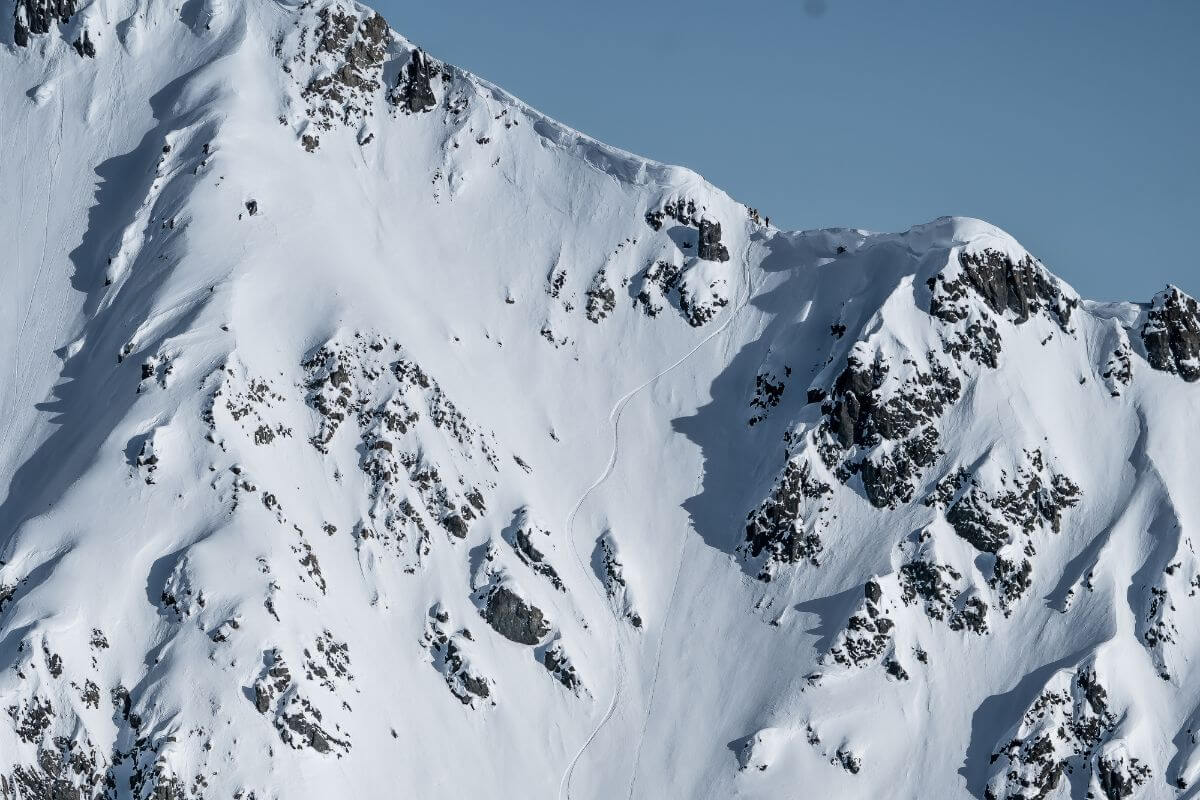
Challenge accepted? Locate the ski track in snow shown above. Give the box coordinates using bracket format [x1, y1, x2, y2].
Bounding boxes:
[560, 237, 759, 800]
[2, 92, 65, 480]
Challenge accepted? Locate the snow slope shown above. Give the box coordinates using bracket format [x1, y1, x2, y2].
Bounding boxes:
[2, 1, 1200, 798]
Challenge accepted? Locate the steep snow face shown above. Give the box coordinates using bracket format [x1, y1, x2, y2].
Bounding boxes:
[2, 1, 1200, 799]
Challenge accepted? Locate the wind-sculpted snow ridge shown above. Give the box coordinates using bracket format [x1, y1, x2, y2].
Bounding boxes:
[2, 0, 1200, 798]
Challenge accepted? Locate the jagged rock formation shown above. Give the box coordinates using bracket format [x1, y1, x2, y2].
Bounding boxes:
[394, 48, 438, 113]
[12, 0, 74, 47]
[697, 216, 730, 262]
[1142, 286, 1200, 381]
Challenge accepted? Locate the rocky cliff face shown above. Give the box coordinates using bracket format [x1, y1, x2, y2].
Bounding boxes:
[1142, 287, 1200, 382]
[1, 1, 1198, 798]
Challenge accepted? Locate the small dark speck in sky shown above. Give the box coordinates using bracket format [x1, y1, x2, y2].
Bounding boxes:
[804, 0, 828, 18]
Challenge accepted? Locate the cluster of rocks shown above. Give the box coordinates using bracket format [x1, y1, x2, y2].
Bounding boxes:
[469, 546, 588, 694]
[898, 556, 989, 634]
[13, 0, 74, 48]
[278, 2, 390, 147]
[747, 367, 789, 426]
[955, 248, 1077, 327]
[633, 258, 730, 327]
[642, 197, 731, 258]
[637, 199, 732, 323]
[1136, 527, 1200, 681]
[138, 351, 175, 392]
[677, 276, 730, 328]
[633, 259, 682, 319]
[927, 247, 1076, 368]
[201, 363, 292, 449]
[0, 583, 16, 616]
[826, 579, 897, 671]
[135, 436, 159, 484]
[253, 649, 350, 756]
[643, 197, 699, 232]
[157, 553, 207, 623]
[596, 532, 642, 628]
[503, 512, 564, 592]
[810, 346, 961, 510]
[421, 606, 491, 707]
[986, 666, 1150, 800]
[928, 449, 1081, 614]
[542, 641, 583, 693]
[584, 270, 616, 323]
[1, 638, 206, 800]
[302, 630, 354, 692]
[741, 458, 831, 577]
[835, 748, 863, 775]
[546, 266, 568, 300]
[1102, 333, 1135, 396]
[301, 334, 497, 564]
[70, 26, 94, 57]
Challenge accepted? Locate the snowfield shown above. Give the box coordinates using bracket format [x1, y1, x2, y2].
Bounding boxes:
[2, 0, 1200, 798]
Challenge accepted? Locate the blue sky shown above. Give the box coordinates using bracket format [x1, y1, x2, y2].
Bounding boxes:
[375, 0, 1199, 302]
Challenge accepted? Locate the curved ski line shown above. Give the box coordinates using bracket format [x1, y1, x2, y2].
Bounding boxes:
[559, 233, 760, 800]
[624, 239, 756, 799]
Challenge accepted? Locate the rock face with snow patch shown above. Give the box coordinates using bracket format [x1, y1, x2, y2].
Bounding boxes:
[1142, 286, 1200, 381]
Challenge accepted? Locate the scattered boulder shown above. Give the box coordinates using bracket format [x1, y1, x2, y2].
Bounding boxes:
[482, 586, 549, 645]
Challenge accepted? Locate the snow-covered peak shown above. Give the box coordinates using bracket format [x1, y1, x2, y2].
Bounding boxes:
[2, 1, 1199, 798]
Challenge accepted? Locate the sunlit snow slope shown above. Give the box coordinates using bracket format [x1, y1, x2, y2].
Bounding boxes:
[3, 1, 1200, 798]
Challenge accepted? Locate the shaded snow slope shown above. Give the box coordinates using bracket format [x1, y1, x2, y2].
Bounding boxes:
[2, 1, 1200, 798]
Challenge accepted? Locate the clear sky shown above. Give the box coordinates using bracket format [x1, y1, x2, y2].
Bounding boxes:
[373, 0, 1199, 302]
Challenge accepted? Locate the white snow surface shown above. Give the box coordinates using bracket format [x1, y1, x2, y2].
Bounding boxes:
[2, 1, 1199, 798]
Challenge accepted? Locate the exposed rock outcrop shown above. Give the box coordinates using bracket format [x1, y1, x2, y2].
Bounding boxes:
[697, 217, 730, 262]
[482, 586, 549, 646]
[13, 0, 75, 47]
[1142, 286, 1200, 382]
[985, 666, 1150, 800]
[394, 48, 438, 113]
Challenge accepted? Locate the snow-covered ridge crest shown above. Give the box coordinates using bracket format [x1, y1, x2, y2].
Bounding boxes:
[2, 0, 1200, 797]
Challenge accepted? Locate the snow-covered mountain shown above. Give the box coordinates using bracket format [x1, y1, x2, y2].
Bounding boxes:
[3, 1, 1199, 798]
